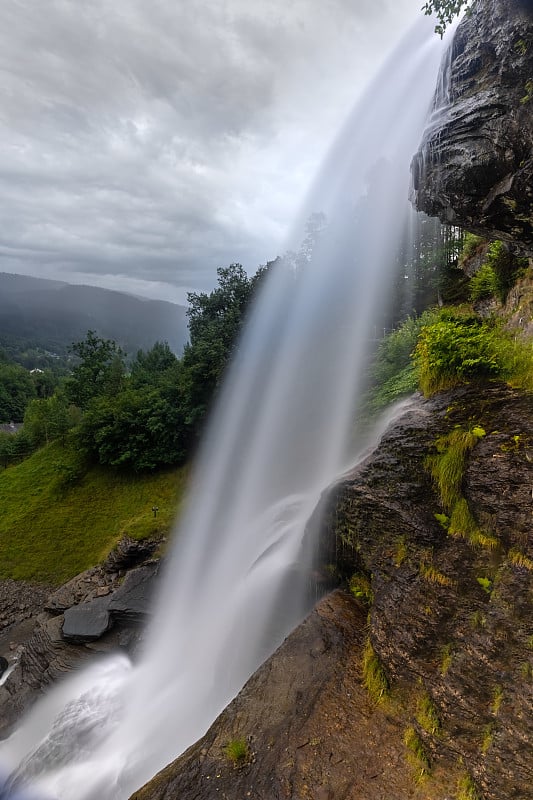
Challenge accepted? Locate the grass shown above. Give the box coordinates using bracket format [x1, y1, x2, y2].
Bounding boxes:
[440, 644, 453, 676]
[361, 637, 389, 705]
[426, 427, 483, 511]
[426, 426, 499, 551]
[419, 560, 454, 588]
[403, 726, 430, 783]
[0, 440, 188, 585]
[416, 693, 441, 735]
[508, 549, 533, 571]
[457, 773, 480, 800]
[224, 738, 250, 766]
[491, 685, 503, 716]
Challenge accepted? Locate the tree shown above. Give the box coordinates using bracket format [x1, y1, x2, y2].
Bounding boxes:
[24, 394, 76, 447]
[422, 0, 471, 36]
[78, 387, 189, 471]
[130, 341, 179, 389]
[0, 363, 36, 422]
[181, 263, 268, 435]
[64, 331, 126, 409]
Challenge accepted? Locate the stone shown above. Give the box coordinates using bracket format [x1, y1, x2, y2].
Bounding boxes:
[0, 656, 8, 679]
[108, 563, 159, 622]
[412, 0, 533, 254]
[62, 596, 113, 643]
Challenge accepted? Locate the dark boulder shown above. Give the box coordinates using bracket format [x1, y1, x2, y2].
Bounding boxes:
[108, 563, 159, 622]
[62, 596, 113, 643]
[0, 656, 8, 679]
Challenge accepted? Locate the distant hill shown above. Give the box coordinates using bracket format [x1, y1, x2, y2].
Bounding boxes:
[0, 273, 189, 360]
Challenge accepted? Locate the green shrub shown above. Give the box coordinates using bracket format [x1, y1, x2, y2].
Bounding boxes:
[460, 233, 486, 264]
[414, 311, 501, 396]
[470, 262, 500, 301]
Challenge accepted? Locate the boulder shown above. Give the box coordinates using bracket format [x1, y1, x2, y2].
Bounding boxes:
[108, 563, 159, 622]
[62, 596, 113, 643]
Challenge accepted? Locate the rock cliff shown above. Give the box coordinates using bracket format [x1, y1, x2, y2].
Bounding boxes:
[412, 0, 533, 253]
[131, 384, 533, 800]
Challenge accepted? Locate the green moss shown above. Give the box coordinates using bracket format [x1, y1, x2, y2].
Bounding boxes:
[521, 79, 533, 104]
[403, 726, 430, 783]
[457, 773, 480, 800]
[491, 685, 503, 716]
[476, 576, 493, 594]
[349, 574, 373, 605]
[441, 644, 454, 676]
[361, 638, 389, 705]
[426, 427, 479, 511]
[416, 693, 441, 735]
[481, 724, 493, 755]
[427, 427, 499, 551]
[434, 512, 450, 530]
[394, 536, 408, 567]
[520, 661, 533, 681]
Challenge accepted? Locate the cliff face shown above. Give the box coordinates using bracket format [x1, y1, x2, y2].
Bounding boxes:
[131, 385, 533, 800]
[412, 0, 533, 253]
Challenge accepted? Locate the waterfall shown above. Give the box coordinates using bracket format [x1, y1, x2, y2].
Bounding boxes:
[0, 15, 450, 800]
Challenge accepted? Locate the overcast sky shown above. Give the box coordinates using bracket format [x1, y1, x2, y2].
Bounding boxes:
[0, 0, 433, 304]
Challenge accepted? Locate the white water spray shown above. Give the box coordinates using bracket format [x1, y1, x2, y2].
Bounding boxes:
[0, 16, 450, 800]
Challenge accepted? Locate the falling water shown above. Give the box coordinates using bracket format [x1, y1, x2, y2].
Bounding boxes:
[0, 15, 451, 800]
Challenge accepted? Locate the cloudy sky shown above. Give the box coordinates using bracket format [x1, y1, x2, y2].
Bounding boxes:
[0, 0, 433, 304]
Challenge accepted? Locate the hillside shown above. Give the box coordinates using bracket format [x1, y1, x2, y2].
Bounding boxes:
[0, 273, 189, 361]
[0, 441, 187, 585]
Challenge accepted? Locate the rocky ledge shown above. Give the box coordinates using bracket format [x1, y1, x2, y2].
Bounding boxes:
[412, 0, 533, 254]
[132, 383, 532, 800]
[0, 536, 160, 738]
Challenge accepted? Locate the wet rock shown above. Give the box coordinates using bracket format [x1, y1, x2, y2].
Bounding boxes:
[62, 596, 113, 643]
[0, 656, 8, 679]
[130, 592, 439, 800]
[103, 535, 161, 573]
[108, 563, 159, 622]
[132, 384, 533, 800]
[412, 0, 533, 253]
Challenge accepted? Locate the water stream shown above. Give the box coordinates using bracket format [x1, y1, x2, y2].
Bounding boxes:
[0, 15, 450, 800]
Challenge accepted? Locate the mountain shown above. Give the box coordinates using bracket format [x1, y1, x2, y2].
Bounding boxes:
[0, 273, 189, 359]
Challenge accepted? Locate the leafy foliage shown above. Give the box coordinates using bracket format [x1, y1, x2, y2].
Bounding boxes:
[422, 0, 471, 36]
[64, 330, 126, 409]
[414, 310, 502, 396]
[469, 240, 526, 303]
[24, 395, 79, 447]
[181, 263, 267, 435]
[0, 363, 36, 422]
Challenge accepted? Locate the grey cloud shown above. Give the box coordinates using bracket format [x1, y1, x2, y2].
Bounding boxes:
[0, 0, 425, 301]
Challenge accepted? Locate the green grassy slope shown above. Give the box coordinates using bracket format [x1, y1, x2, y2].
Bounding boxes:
[0, 442, 188, 585]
